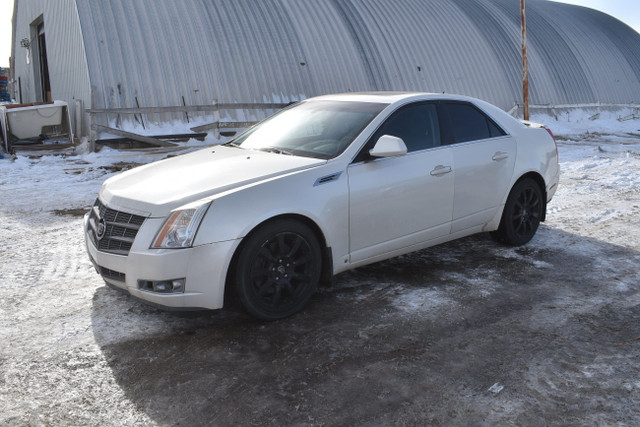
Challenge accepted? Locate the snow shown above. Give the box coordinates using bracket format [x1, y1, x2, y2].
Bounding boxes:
[531, 107, 640, 138]
[3, 107, 638, 239]
[0, 108, 638, 280]
[1, 107, 639, 291]
[1, 108, 640, 424]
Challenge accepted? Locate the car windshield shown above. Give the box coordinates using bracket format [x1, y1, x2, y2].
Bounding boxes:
[228, 100, 387, 159]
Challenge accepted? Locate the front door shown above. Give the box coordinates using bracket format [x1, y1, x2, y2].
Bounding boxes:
[347, 102, 454, 264]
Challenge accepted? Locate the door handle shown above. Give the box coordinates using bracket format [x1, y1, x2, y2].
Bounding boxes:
[492, 152, 509, 161]
[430, 165, 452, 176]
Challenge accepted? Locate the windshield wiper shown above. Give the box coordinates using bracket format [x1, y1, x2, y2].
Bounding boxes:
[224, 141, 243, 148]
[258, 147, 294, 156]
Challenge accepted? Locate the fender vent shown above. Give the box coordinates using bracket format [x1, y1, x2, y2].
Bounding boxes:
[314, 172, 343, 186]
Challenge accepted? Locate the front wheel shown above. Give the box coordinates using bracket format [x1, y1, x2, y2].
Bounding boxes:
[491, 178, 544, 246]
[234, 219, 322, 320]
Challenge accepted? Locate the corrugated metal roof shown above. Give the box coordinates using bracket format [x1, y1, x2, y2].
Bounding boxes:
[13, 0, 640, 131]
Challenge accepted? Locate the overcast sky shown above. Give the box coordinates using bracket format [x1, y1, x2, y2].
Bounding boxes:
[1, 1, 639, 68]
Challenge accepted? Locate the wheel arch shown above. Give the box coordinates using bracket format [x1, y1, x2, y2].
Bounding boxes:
[513, 171, 548, 222]
[223, 213, 333, 308]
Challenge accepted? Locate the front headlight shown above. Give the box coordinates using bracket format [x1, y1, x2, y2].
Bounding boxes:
[151, 201, 211, 249]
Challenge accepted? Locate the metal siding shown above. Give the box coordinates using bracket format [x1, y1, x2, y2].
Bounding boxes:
[59, 0, 640, 111]
[12, 0, 640, 137]
[491, 0, 561, 105]
[11, 0, 35, 102]
[11, 0, 90, 133]
[529, 3, 596, 104]
[546, 5, 640, 104]
[280, 0, 376, 94]
[345, 0, 518, 106]
[329, 0, 390, 90]
[493, 0, 640, 105]
[450, 0, 524, 107]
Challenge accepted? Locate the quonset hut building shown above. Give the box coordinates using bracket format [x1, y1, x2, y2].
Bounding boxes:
[9, 0, 640, 140]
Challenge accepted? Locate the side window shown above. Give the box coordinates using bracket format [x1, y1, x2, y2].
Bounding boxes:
[488, 121, 504, 138]
[443, 102, 506, 144]
[354, 103, 441, 162]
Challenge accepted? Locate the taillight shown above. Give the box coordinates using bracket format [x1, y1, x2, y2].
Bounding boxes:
[545, 127, 558, 157]
[545, 127, 556, 142]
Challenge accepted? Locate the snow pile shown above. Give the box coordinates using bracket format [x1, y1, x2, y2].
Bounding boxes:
[102, 115, 224, 140]
[0, 134, 227, 214]
[530, 107, 640, 138]
[529, 108, 640, 246]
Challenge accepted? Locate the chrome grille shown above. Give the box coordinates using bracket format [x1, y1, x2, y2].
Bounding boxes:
[87, 198, 146, 255]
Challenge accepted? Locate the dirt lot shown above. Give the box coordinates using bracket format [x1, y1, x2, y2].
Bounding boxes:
[1, 137, 640, 426]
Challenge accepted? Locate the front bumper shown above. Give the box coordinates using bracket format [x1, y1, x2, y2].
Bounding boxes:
[84, 213, 238, 310]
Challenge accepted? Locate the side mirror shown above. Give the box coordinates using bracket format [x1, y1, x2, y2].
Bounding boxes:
[369, 135, 408, 158]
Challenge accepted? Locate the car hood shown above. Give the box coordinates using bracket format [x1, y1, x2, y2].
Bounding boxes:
[100, 145, 325, 216]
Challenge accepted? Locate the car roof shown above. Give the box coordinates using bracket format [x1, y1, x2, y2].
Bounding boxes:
[307, 91, 482, 105]
[302, 91, 522, 133]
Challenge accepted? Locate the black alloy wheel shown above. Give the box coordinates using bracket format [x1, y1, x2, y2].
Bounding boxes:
[234, 219, 321, 320]
[492, 178, 544, 246]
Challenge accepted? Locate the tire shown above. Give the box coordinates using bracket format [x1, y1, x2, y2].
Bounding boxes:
[234, 219, 322, 320]
[491, 178, 544, 246]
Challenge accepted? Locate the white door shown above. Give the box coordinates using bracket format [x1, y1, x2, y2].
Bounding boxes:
[347, 102, 454, 263]
[440, 102, 516, 233]
[450, 137, 516, 232]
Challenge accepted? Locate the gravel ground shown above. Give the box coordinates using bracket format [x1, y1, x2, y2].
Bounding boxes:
[1, 133, 639, 426]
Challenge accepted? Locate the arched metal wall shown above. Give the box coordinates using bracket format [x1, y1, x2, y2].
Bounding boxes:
[14, 0, 640, 132]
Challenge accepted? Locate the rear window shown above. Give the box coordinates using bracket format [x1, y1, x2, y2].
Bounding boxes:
[443, 102, 506, 144]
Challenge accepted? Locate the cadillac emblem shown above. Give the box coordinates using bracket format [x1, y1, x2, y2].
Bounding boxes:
[96, 217, 107, 241]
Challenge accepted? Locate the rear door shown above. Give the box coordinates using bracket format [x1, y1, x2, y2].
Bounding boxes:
[440, 102, 516, 233]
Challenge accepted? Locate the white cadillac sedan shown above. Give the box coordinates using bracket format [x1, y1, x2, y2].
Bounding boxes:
[85, 92, 559, 320]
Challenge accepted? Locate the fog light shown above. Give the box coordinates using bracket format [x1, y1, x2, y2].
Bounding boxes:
[138, 278, 185, 294]
[154, 282, 171, 292]
[169, 279, 185, 293]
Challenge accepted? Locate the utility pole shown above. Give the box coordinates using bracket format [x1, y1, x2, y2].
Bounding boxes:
[521, 0, 530, 120]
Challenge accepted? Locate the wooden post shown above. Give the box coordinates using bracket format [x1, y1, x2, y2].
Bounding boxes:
[521, 0, 530, 121]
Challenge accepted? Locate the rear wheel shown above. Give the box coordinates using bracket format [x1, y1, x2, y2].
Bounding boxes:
[234, 219, 321, 320]
[491, 178, 544, 246]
